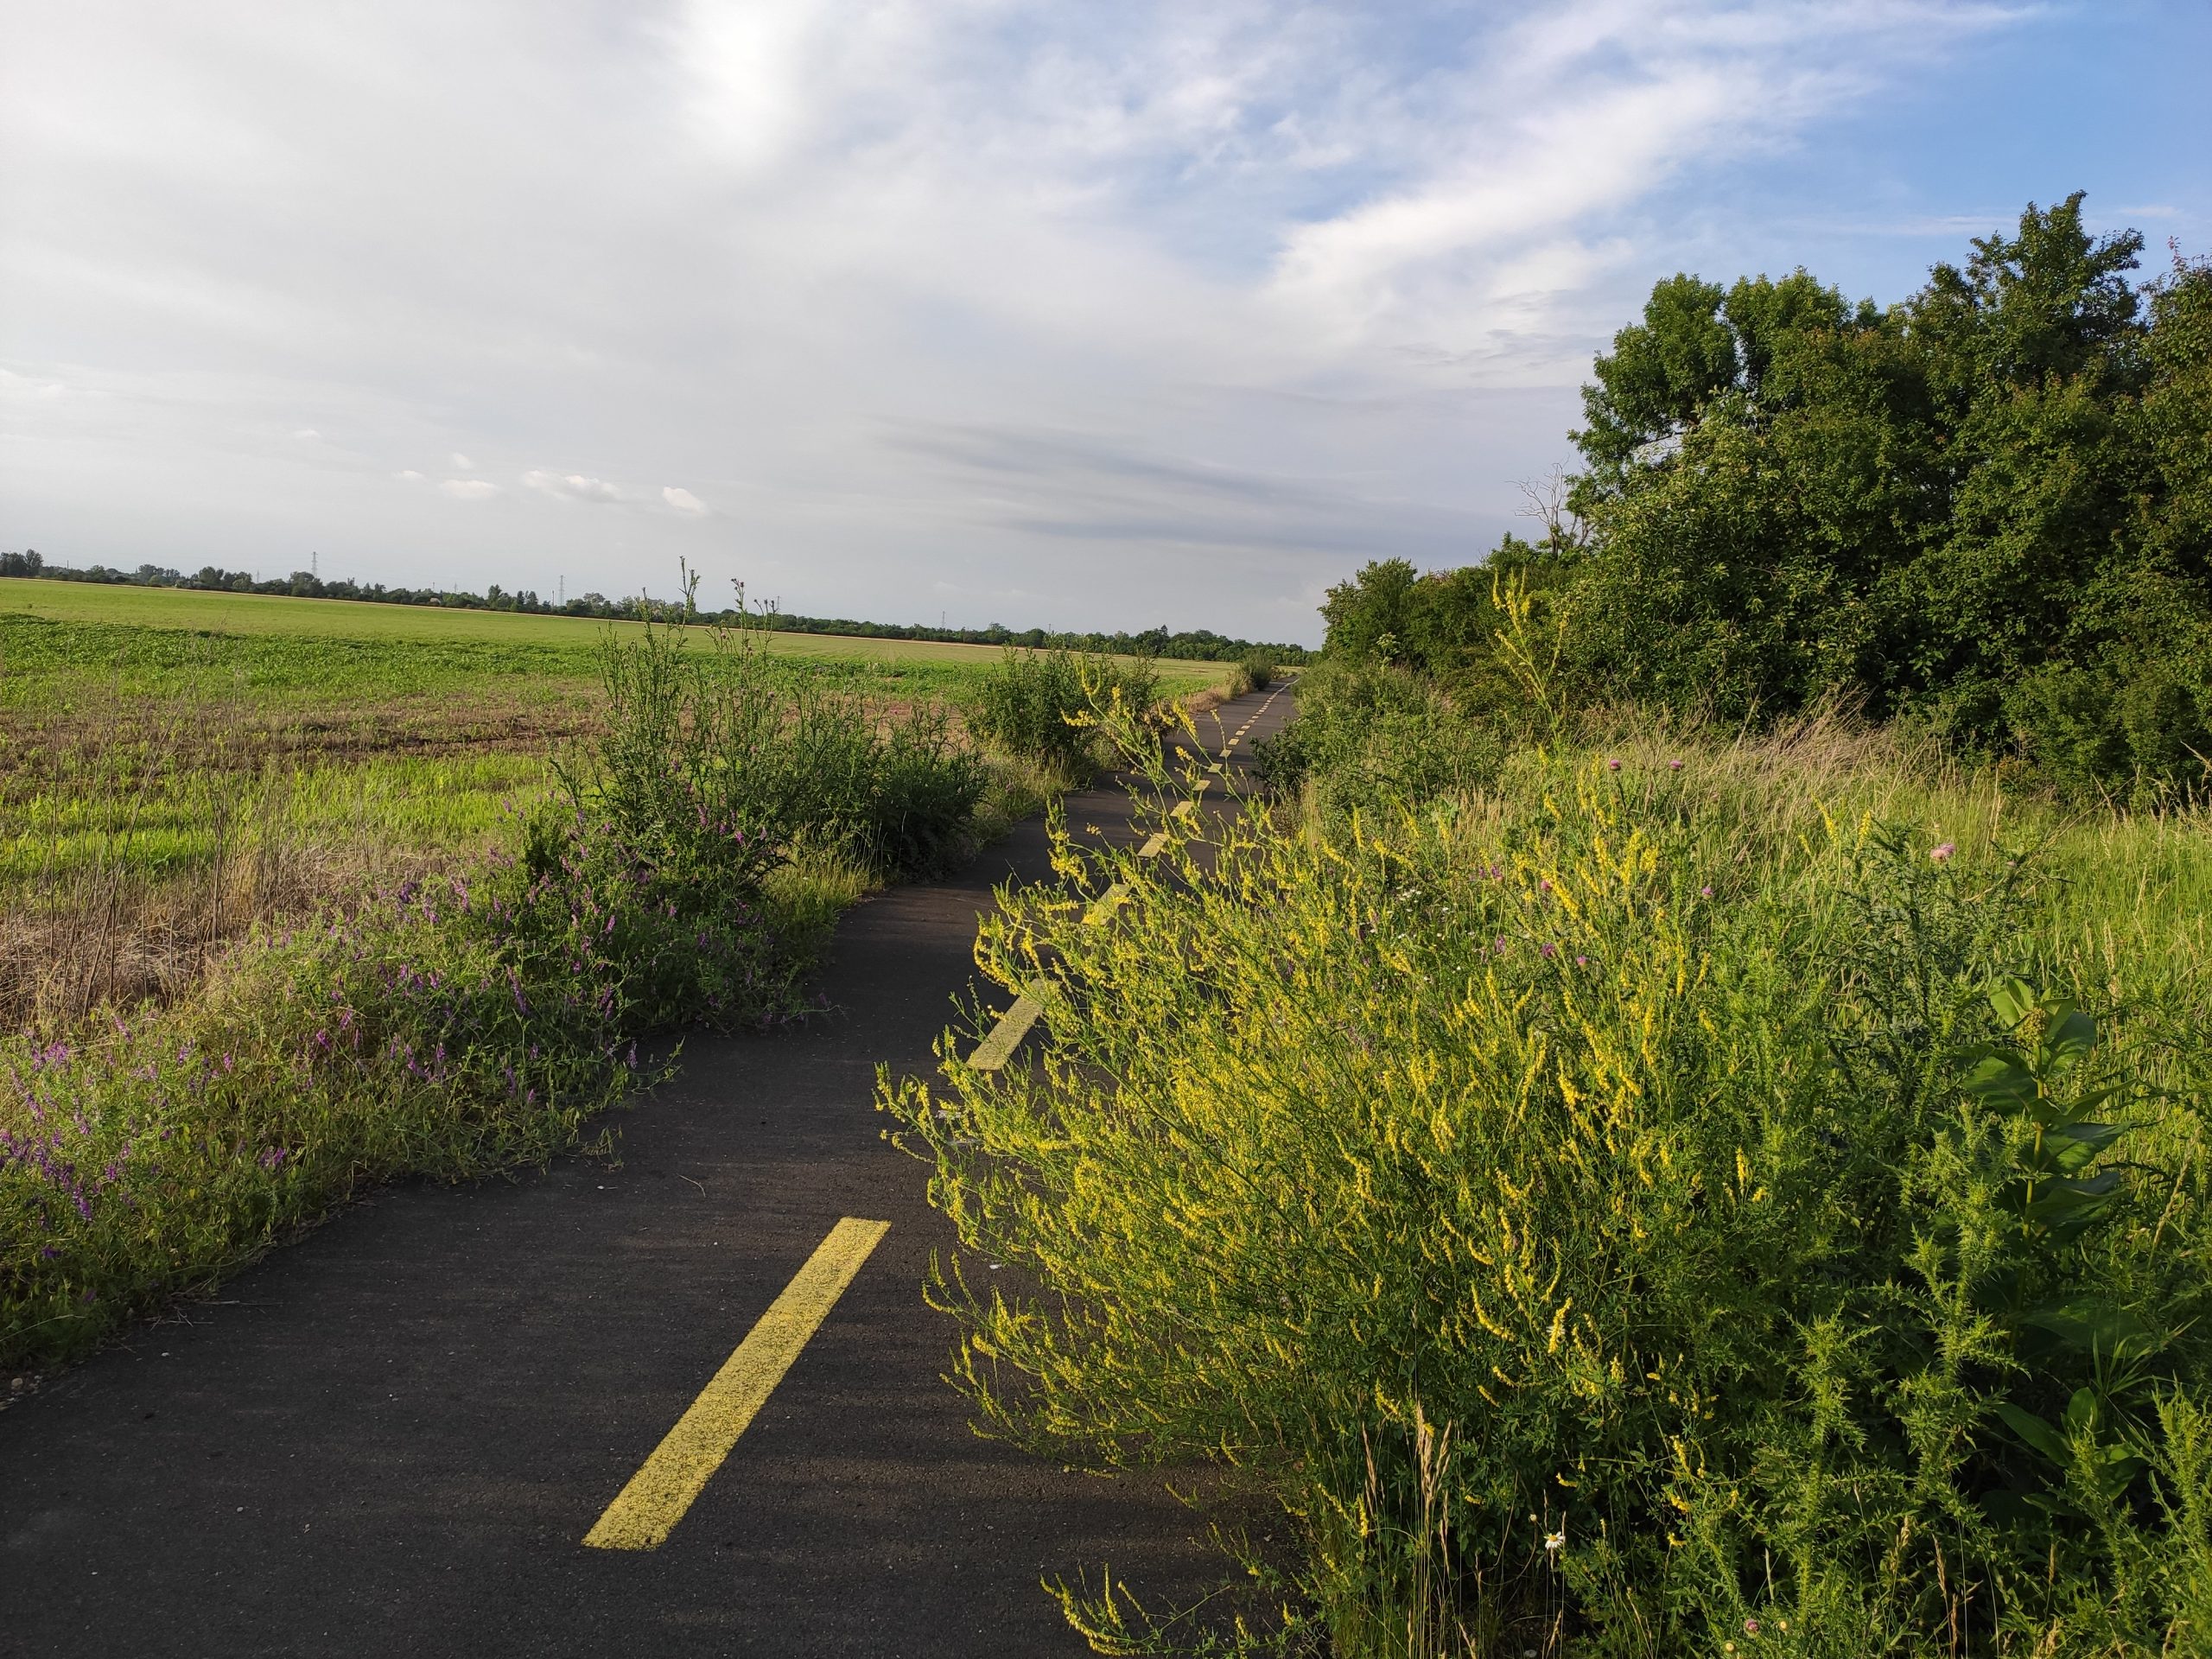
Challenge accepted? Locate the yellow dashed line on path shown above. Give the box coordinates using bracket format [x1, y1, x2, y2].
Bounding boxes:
[582, 1217, 891, 1552]
[1219, 682, 1286, 755]
[965, 701, 1273, 1071]
[966, 994, 1043, 1069]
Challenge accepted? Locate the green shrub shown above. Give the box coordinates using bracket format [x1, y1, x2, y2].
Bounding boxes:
[963, 647, 1160, 775]
[556, 621, 986, 887]
[1238, 652, 1277, 693]
[888, 754, 2212, 1655]
[1252, 655, 1502, 819]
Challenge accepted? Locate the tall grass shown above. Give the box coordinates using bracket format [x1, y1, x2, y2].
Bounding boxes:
[1, 618, 989, 1367]
[888, 722, 2212, 1656]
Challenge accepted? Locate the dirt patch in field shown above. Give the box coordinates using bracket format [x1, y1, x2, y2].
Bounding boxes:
[0, 690, 601, 784]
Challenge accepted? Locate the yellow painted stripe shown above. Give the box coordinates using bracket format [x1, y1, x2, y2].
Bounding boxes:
[1082, 880, 1132, 925]
[582, 1217, 891, 1552]
[965, 796, 1205, 1069]
[967, 991, 1043, 1071]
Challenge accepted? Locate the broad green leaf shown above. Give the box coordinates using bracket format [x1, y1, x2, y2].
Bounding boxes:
[2024, 1173, 2121, 1226]
[1989, 977, 2037, 1030]
[2021, 1299, 2159, 1361]
[2045, 1121, 2127, 1173]
[2063, 1388, 2099, 1436]
[1961, 1054, 2037, 1108]
[2045, 1008, 2096, 1071]
[1993, 1401, 2069, 1464]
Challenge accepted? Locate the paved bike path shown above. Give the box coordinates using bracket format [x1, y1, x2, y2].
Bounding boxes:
[0, 686, 1296, 1658]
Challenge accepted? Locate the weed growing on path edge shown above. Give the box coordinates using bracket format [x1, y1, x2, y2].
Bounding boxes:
[0, 618, 997, 1367]
[888, 753, 2212, 1656]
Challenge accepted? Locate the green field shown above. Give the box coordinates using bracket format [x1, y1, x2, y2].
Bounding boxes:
[0, 577, 1228, 1024]
[0, 578, 1227, 691]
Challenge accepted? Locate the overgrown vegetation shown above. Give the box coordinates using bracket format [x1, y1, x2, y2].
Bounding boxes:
[1234, 652, 1280, 696]
[889, 196, 2212, 1656]
[895, 726, 2212, 1655]
[0, 614, 1002, 1365]
[963, 646, 1163, 779]
[1320, 195, 2212, 800]
[0, 595, 1224, 1029]
[1252, 655, 1499, 822]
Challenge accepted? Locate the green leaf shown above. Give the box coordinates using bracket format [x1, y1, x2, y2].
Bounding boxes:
[2044, 1121, 2127, 1173]
[2024, 1172, 2122, 1226]
[1961, 1053, 2037, 1109]
[2063, 1388, 2099, 1436]
[1989, 977, 2038, 1030]
[2044, 1007, 2096, 1071]
[1993, 1401, 2069, 1464]
[2020, 1299, 2160, 1362]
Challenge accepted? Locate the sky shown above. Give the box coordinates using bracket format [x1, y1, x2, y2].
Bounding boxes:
[3, 2, 2205, 646]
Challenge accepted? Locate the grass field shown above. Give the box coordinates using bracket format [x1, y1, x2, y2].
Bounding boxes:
[0, 577, 1229, 684]
[0, 577, 1229, 1025]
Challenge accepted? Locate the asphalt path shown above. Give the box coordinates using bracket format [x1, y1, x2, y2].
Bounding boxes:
[0, 684, 1297, 1658]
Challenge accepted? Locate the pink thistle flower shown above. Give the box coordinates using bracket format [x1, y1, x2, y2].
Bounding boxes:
[1930, 842, 1955, 862]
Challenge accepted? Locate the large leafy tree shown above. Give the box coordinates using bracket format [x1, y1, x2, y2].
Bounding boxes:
[1549, 194, 2211, 791]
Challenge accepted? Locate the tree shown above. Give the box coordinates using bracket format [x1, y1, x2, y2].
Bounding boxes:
[1319, 559, 1421, 662]
[1541, 194, 2212, 790]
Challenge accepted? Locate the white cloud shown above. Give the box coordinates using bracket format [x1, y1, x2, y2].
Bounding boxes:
[524, 469, 623, 503]
[0, 0, 2044, 639]
[293, 426, 321, 439]
[0, 368, 67, 398]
